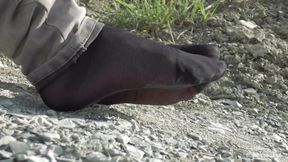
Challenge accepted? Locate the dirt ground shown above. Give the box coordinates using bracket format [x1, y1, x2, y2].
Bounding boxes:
[0, 0, 287, 162]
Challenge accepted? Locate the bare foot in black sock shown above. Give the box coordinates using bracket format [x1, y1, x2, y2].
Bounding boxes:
[39, 26, 226, 111]
[99, 44, 221, 105]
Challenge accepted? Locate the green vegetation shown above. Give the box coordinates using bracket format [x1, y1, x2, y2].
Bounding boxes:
[105, 0, 223, 33]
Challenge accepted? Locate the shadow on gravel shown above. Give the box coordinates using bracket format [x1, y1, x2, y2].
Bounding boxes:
[0, 81, 134, 121]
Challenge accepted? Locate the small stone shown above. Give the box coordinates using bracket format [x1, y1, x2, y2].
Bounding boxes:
[246, 44, 268, 58]
[14, 154, 28, 161]
[40, 133, 60, 141]
[217, 99, 242, 107]
[142, 145, 153, 157]
[9, 141, 29, 154]
[148, 159, 163, 162]
[272, 134, 282, 143]
[126, 145, 145, 161]
[116, 134, 130, 145]
[187, 133, 202, 141]
[0, 109, 7, 116]
[0, 136, 16, 146]
[49, 145, 64, 156]
[242, 158, 252, 162]
[239, 20, 258, 29]
[56, 157, 76, 162]
[0, 100, 14, 108]
[175, 152, 188, 158]
[105, 149, 126, 156]
[253, 158, 270, 162]
[272, 158, 280, 162]
[46, 110, 57, 116]
[58, 119, 76, 129]
[0, 150, 12, 158]
[115, 120, 132, 130]
[86, 152, 109, 162]
[27, 156, 50, 162]
[131, 119, 140, 131]
[232, 111, 243, 116]
[243, 88, 257, 94]
[30, 116, 53, 127]
[221, 151, 233, 158]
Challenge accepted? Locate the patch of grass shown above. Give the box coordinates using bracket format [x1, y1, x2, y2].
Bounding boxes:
[104, 0, 223, 33]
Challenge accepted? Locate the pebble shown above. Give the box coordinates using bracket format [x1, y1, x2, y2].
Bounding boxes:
[85, 152, 109, 162]
[253, 158, 271, 162]
[187, 133, 202, 141]
[243, 88, 257, 94]
[0, 136, 16, 146]
[28, 156, 50, 162]
[246, 44, 269, 58]
[175, 151, 188, 158]
[58, 119, 76, 129]
[14, 154, 28, 161]
[0, 150, 12, 158]
[115, 134, 130, 145]
[126, 145, 145, 161]
[49, 145, 64, 156]
[217, 99, 243, 108]
[239, 20, 258, 29]
[0, 100, 14, 108]
[40, 133, 60, 141]
[105, 149, 126, 156]
[9, 141, 29, 154]
[147, 158, 163, 162]
[272, 134, 282, 143]
[46, 110, 57, 116]
[220, 151, 233, 158]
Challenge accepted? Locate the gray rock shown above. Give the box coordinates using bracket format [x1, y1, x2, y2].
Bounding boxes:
[58, 119, 76, 129]
[272, 133, 283, 143]
[242, 159, 252, 162]
[131, 119, 140, 131]
[243, 88, 257, 95]
[272, 158, 280, 162]
[253, 158, 271, 162]
[187, 133, 202, 141]
[246, 44, 269, 58]
[105, 149, 126, 156]
[0, 108, 6, 116]
[217, 99, 242, 108]
[215, 158, 234, 162]
[14, 154, 28, 161]
[0, 136, 16, 146]
[141, 145, 153, 157]
[126, 145, 145, 161]
[147, 159, 163, 162]
[27, 156, 50, 162]
[0, 150, 12, 159]
[49, 145, 64, 156]
[40, 133, 60, 141]
[115, 134, 130, 145]
[0, 100, 14, 108]
[56, 157, 76, 162]
[9, 141, 29, 154]
[175, 151, 188, 158]
[29, 116, 53, 127]
[46, 110, 57, 116]
[46, 149, 58, 162]
[221, 151, 233, 158]
[239, 20, 258, 29]
[85, 152, 109, 162]
[0, 159, 14, 162]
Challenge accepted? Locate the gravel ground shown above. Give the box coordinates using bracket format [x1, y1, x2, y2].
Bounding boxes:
[0, 0, 288, 162]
